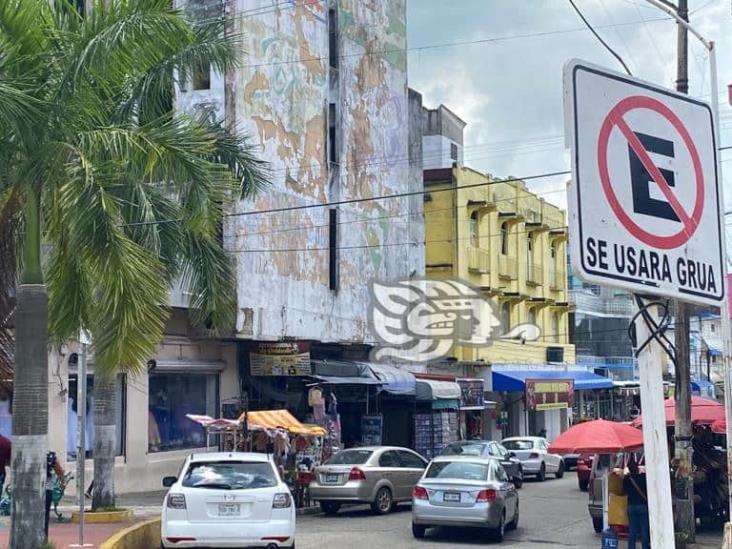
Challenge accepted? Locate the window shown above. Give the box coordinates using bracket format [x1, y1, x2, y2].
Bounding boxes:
[149, 373, 218, 452]
[379, 451, 399, 468]
[397, 450, 426, 469]
[182, 461, 277, 490]
[491, 461, 510, 482]
[528, 307, 536, 327]
[500, 302, 511, 331]
[502, 439, 533, 451]
[327, 450, 373, 465]
[469, 211, 479, 247]
[67, 374, 126, 461]
[328, 103, 337, 164]
[442, 442, 488, 456]
[549, 242, 557, 284]
[500, 222, 509, 255]
[425, 461, 489, 481]
[450, 142, 458, 161]
[527, 232, 534, 273]
[328, 8, 338, 70]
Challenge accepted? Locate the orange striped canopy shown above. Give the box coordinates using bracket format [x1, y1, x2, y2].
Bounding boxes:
[239, 409, 326, 437]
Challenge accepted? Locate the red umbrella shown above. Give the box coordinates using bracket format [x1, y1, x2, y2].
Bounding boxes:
[712, 418, 726, 435]
[548, 419, 644, 454]
[631, 396, 724, 428]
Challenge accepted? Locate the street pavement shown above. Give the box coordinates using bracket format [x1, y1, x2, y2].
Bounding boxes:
[296, 475, 724, 549]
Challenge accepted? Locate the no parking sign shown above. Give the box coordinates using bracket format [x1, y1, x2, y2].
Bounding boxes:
[564, 60, 724, 306]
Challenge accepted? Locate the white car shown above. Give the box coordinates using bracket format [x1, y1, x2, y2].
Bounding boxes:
[500, 437, 564, 481]
[161, 452, 296, 549]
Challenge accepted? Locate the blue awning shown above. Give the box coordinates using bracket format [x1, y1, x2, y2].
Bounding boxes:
[492, 369, 614, 392]
[691, 379, 716, 398]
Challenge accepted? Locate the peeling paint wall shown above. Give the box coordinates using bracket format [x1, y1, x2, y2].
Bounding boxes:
[178, 0, 423, 343]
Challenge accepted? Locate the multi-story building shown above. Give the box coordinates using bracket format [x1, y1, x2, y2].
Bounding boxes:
[420, 102, 611, 441]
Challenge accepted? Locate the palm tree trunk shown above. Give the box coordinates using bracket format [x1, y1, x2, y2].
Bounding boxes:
[91, 375, 116, 510]
[10, 191, 48, 549]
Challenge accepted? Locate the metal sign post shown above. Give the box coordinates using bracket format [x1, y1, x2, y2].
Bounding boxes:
[72, 330, 91, 549]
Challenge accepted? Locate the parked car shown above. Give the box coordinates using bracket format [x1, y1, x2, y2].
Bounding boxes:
[411, 455, 519, 543]
[310, 446, 428, 515]
[576, 454, 593, 491]
[160, 452, 295, 549]
[562, 453, 580, 470]
[501, 437, 564, 481]
[441, 440, 524, 488]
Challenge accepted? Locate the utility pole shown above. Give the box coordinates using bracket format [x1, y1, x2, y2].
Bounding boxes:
[672, 0, 696, 544]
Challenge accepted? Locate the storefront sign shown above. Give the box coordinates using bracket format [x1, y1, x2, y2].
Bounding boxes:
[525, 379, 575, 411]
[457, 378, 484, 410]
[250, 342, 311, 376]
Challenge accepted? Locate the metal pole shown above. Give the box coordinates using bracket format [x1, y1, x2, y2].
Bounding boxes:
[77, 341, 87, 548]
[635, 300, 675, 549]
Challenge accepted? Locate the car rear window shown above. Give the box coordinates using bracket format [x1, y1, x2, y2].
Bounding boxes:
[182, 461, 278, 490]
[327, 450, 373, 465]
[442, 443, 487, 456]
[425, 461, 490, 481]
[503, 440, 534, 450]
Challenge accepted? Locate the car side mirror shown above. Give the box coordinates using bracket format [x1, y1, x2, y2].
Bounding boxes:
[508, 451, 516, 458]
[162, 476, 177, 488]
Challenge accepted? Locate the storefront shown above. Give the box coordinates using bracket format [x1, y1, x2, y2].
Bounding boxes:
[456, 378, 485, 440]
[413, 378, 461, 459]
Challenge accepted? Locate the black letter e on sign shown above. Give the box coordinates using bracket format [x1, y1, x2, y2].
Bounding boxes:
[628, 132, 678, 222]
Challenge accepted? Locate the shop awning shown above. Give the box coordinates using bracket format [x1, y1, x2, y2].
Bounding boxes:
[365, 363, 416, 395]
[308, 375, 383, 386]
[238, 409, 326, 436]
[692, 379, 716, 398]
[492, 368, 613, 392]
[415, 379, 461, 401]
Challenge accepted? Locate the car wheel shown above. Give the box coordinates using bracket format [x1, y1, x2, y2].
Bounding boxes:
[371, 487, 393, 515]
[412, 522, 427, 539]
[592, 516, 603, 533]
[578, 479, 588, 491]
[490, 511, 505, 542]
[556, 461, 564, 479]
[320, 501, 341, 515]
[507, 503, 519, 531]
[513, 468, 523, 489]
[537, 463, 546, 482]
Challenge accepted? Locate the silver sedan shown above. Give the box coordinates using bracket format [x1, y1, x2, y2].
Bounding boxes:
[310, 446, 428, 515]
[411, 455, 519, 543]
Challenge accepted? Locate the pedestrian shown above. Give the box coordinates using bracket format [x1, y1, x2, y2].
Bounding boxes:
[537, 428, 547, 439]
[623, 456, 650, 549]
[44, 451, 65, 539]
[0, 434, 10, 497]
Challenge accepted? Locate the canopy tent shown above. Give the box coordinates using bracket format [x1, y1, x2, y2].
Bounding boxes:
[712, 418, 726, 435]
[239, 409, 326, 437]
[415, 378, 461, 401]
[548, 419, 644, 455]
[185, 414, 239, 431]
[631, 396, 724, 428]
[492, 367, 614, 392]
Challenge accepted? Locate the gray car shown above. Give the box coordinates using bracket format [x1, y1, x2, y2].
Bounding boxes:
[412, 455, 519, 542]
[441, 440, 524, 488]
[310, 446, 428, 515]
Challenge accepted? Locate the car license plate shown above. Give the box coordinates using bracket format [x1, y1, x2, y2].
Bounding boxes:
[218, 503, 240, 516]
[326, 474, 339, 483]
[443, 491, 460, 503]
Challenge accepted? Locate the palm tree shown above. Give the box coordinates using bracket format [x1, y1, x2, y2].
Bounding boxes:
[0, 1, 267, 546]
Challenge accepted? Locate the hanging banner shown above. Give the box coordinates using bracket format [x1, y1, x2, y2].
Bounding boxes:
[250, 342, 311, 376]
[525, 379, 575, 411]
[456, 378, 485, 410]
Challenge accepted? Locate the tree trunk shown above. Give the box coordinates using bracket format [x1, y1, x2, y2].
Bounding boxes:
[9, 285, 48, 549]
[674, 300, 695, 543]
[91, 375, 117, 511]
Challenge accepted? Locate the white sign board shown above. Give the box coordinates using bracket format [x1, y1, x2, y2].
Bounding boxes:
[564, 60, 724, 306]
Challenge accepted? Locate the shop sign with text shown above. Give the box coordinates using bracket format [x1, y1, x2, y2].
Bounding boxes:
[250, 342, 311, 376]
[525, 379, 575, 411]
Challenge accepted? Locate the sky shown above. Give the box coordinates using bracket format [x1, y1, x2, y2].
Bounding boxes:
[407, 0, 732, 212]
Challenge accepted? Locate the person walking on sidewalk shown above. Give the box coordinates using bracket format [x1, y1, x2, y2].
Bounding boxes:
[44, 451, 65, 539]
[623, 457, 650, 549]
[0, 434, 11, 496]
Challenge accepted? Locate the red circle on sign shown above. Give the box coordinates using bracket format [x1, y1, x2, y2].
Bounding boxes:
[597, 95, 704, 249]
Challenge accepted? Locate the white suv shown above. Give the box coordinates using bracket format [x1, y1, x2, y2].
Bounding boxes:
[161, 452, 296, 549]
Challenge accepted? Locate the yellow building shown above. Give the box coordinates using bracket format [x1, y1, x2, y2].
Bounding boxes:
[424, 165, 576, 365]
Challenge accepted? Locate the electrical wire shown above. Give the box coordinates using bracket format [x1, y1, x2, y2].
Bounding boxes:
[629, 295, 678, 370]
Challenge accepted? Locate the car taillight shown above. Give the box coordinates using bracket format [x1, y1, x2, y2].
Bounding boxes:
[476, 489, 497, 502]
[348, 467, 366, 481]
[167, 493, 186, 509]
[529, 453, 540, 459]
[412, 486, 428, 500]
[273, 493, 292, 508]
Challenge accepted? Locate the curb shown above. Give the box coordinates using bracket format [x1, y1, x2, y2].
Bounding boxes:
[297, 506, 321, 516]
[99, 517, 161, 549]
[71, 510, 134, 524]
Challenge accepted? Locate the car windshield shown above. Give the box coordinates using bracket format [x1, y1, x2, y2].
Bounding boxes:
[503, 440, 534, 451]
[425, 461, 490, 481]
[327, 450, 373, 465]
[182, 461, 278, 490]
[442, 443, 487, 456]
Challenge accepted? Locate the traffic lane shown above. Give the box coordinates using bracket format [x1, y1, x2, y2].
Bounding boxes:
[296, 475, 600, 548]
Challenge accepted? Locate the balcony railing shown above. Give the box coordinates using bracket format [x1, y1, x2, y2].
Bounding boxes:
[526, 263, 543, 285]
[467, 247, 490, 274]
[498, 255, 518, 279]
